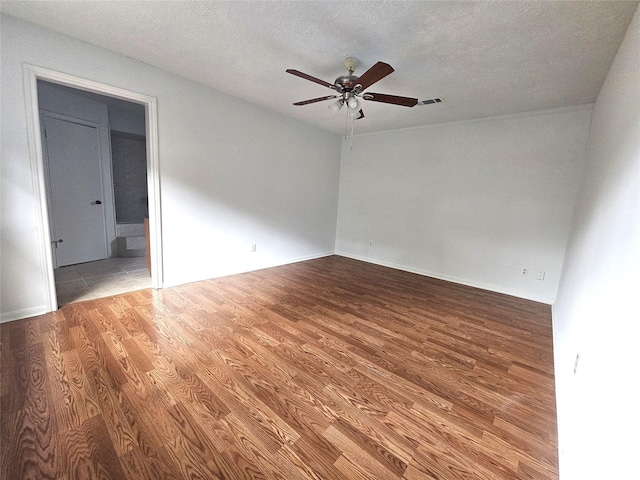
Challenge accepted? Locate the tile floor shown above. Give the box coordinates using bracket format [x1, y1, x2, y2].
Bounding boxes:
[55, 257, 151, 306]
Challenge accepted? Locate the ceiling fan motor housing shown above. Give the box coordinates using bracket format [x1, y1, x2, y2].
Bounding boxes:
[334, 75, 360, 92]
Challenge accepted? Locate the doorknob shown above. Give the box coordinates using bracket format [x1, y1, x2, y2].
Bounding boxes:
[94, 200, 102, 205]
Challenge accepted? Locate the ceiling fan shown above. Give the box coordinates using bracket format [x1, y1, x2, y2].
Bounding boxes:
[286, 57, 419, 120]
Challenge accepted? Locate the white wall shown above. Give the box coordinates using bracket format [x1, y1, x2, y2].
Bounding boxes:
[336, 107, 592, 303]
[552, 6, 640, 479]
[37, 81, 117, 256]
[0, 15, 341, 321]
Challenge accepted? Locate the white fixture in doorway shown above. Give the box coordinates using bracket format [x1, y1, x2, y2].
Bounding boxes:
[22, 64, 163, 312]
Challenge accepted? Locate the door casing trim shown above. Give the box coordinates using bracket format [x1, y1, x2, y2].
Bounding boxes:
[23, 64, 163, 312]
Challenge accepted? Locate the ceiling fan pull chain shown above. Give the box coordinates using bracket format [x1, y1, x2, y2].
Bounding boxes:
[349, 110, 356, 150]
[344, 108, 349, 140]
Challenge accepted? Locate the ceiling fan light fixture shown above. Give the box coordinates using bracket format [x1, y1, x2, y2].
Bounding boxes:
[329, 99, 344, 113]
[347, 97, 359, 110]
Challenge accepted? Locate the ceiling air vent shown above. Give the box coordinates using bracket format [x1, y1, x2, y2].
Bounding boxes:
[417, 98, 443, 106]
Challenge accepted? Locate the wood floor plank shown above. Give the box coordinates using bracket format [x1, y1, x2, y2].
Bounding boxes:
[87, 367, 138, 457]
[1, 404, 57, 480]
[1, 256, 558, 479]
[55, 414, 127, 479]
[119, 445, 182, 480]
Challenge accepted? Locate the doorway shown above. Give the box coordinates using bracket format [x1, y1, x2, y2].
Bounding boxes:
[24, 65, 162, 312]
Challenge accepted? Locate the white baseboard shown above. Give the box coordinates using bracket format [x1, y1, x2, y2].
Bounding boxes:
[2, 251, 551, 323]
[1, 305, 48, 324]
[335, 251, 555, 304]
[248, 251, 336, 274]
[276, 250, 336, 265]
[162, 250, 336, 289]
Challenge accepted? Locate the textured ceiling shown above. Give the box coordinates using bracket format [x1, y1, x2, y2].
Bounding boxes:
[2, 1, 638, 134]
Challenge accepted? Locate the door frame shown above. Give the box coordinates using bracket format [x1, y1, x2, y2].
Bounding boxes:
[41, 112, 110, 268]
[23, 64, 163, 312]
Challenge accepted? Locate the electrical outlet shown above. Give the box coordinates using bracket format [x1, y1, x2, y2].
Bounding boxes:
[251, 243, 257, 252]
[369, 240, 374, 247]
[537, 271, 545, 281]
[521, 268, 529, 276]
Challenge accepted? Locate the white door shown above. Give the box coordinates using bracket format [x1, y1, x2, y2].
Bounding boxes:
[43, 116, 108, 267]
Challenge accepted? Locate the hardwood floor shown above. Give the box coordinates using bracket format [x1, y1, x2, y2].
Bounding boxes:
[1, 256, 558, 479]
